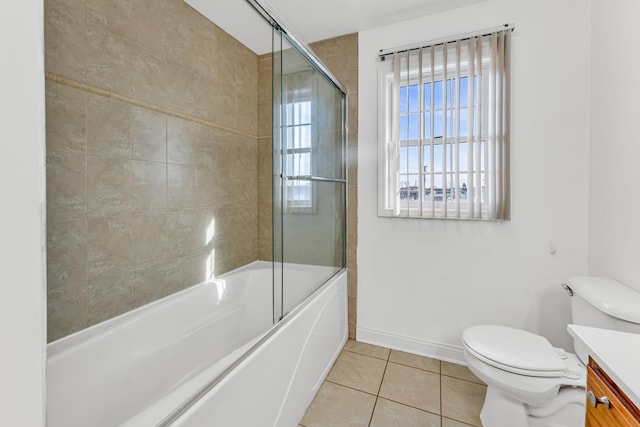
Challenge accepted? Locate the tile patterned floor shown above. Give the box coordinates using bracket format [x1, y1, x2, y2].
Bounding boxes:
[299, 340, 488, 427]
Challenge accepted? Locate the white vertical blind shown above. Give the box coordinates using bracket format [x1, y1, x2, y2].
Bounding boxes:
[380, 28, 511, 220]
[429, 47, 436, 218]
[391, 56, 401, 216]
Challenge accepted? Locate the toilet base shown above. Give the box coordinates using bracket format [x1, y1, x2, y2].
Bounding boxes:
[481, 386, 529, 427]
[481, 385, 585, 427]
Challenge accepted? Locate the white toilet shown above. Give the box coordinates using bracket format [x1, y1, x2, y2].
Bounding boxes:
[462, 276, 640, 427]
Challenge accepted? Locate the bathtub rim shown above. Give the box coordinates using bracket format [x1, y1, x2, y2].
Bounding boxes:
[156, 266, 347, 426]
[47, 260, 268, 355]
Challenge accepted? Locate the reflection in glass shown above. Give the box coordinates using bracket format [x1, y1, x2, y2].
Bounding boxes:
[273, 33, 346, 319]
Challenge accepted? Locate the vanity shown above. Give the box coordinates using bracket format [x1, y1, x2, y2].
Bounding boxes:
[568, 325, 640, 426]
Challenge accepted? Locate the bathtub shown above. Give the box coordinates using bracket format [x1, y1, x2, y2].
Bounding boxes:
[47, 261, 347, 427]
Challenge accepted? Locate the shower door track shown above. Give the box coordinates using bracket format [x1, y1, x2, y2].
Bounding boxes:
[244, 0, 348, 96]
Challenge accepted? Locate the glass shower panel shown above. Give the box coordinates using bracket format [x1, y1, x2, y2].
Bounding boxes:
[272, 28, 285, 323]
[275, 33, 346, 318]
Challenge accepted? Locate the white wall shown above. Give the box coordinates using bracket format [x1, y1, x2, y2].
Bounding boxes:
[0, 0, 47, 425]
[358, 0, 591, 360]
[589, 0, 640, 291]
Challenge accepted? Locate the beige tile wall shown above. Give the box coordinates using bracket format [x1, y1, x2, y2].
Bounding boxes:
[45, 0, 259, 341]
[257, 56, 273, 261]
[257, 34, 358, 338]
[46, 0, 356, 342]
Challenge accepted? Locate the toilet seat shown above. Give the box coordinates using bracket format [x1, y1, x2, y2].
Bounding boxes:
[462, 325, 567, 378]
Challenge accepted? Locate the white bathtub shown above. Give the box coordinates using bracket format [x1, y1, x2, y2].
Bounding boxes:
[47, 261, 347, 427]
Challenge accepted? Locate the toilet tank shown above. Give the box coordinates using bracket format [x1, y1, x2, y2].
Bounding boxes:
[566, 276, 640, 363]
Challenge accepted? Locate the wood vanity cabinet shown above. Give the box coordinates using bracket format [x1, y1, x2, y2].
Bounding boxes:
[586, 357, 640, 426]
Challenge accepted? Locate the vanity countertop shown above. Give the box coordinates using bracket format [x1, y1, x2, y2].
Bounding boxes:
[568, 324, 640, 407]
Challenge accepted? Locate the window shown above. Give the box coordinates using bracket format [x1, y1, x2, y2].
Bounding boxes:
[283, 72, 316, 211]
[378, 29, 511, 220]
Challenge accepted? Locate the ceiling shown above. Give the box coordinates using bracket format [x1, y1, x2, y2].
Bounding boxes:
[186, 0, 485, 55]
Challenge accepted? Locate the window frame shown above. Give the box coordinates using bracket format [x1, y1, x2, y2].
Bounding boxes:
[378, 54, 494, 220]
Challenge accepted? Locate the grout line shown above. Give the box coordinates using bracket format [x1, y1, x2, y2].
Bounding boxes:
[165, 115, 168, 211]
[373, 395, 441, 417]
[441, 372, 486, 386]
[344, 347, 481, 383]
[385, 359, 441, 375]
[442, 416, 478, 426]
[367, 348, 390, 426]
[341, 348, 389, 361]
[440, 368, 443, 421]
[82, 80, 90, 331]
[44, 72, 260, 141]
[324, 379, 378, 397]
[309, 347, 483, 426]
[367, 396, 379, 427]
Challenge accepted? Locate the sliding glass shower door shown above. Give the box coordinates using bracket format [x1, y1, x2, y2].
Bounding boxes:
[272, 30, 346, 322]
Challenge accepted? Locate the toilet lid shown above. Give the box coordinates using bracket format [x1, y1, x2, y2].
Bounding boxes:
[463, 325, 567, 377]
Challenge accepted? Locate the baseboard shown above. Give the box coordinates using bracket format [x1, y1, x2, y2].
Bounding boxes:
[356, 326, 466, 365]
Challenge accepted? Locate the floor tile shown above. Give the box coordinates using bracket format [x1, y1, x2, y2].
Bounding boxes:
[370, 398, 441, 427]
[302, 344, 489, 427]
[300, 381, 376, 427]
[344, 339, 391, 360]
[441, 361, 484, 384]
[442, 417, 477, 427]
[379, 362, 440, 414]
[326, 350, 387, 394]
[441, 376, 487, 427]
[389, 349, 441, 373]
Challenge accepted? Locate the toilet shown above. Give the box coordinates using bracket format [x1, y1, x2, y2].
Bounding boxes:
[462, 276, 640, 427]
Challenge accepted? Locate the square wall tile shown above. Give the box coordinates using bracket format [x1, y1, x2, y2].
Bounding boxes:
[132, 257, 189, 307]
[132, 43, 168, 107]
[167, 117, 195, 165]
[86, 0, 131, 40]
[164, 209, 213, 258]
[87, 156, 132, 217]
[47, 219, 86, 293]
[130, 213, 170, 265]
[86, 216, 132, 280]
[86, 94, 131, 159]
[46, 151, 86, 220]
[129, 0, 166, 54]
[86, 216, 134, 327]
[47, 224, 87, 342]
[86, 22, 133, 96]
[47, 276, 87, 342]
[87, 268, 134, 326]
[45, 0, 86, 82]
[132, 107, 167, 162]
[46, 82, 86, 154]
[164, 59, 196, 116]
[168, 164, 195, 209]
[133, 160, 167, 212]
